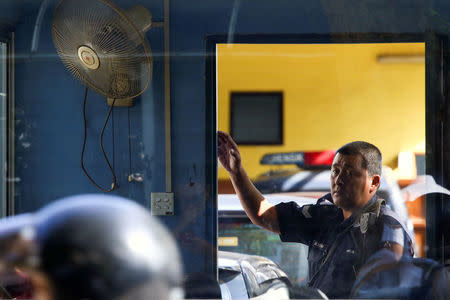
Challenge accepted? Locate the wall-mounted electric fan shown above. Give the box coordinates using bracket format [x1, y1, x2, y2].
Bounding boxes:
[52, 0, 154, 191]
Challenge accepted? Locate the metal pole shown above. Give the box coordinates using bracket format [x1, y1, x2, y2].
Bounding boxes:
[7, 33, 14, 216]
[164, 0, 172, 192]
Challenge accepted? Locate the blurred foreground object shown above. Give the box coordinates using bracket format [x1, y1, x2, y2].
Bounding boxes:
[351, 249, 449, 300]
[0, 194, 183, 300]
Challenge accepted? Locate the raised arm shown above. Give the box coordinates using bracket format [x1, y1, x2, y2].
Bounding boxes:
[218, 131, 280, 234]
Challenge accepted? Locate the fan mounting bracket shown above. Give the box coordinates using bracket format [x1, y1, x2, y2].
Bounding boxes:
[107, 98, 134, 107]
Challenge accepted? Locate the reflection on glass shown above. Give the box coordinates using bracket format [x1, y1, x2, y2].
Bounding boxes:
[0, 42, 6, 218]
[219, 218, 309, 287]
[402, 175, 450, 201]
[0, 268, 33, 299]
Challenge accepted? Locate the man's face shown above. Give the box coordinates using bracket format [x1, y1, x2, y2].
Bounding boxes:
[330, 153, 376, 212]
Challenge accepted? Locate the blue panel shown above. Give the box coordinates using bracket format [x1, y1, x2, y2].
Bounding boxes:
[12, 1, 165, 210]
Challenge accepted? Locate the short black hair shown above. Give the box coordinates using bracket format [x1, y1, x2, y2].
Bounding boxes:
[336, 141, 382, 176]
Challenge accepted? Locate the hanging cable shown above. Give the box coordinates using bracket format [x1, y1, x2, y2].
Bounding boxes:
[127, 106, 133, 182]
[80, 87, 117, 192]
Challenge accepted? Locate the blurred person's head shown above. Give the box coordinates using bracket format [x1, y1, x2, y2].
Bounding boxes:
[0, 194, 183, 300]
[331, 141, 382, 215]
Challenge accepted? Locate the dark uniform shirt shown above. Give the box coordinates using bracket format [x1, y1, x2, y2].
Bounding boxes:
[275, 193, 414, 298]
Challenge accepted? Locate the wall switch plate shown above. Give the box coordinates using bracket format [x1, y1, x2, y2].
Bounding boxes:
[151, 192, 174, 216]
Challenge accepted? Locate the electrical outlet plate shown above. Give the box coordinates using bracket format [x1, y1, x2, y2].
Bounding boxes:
[151, 192, 174, 216]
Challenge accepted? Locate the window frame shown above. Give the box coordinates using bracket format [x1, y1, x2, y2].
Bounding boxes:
[0, 25, 14, 217]
[205, 32, 450, 270]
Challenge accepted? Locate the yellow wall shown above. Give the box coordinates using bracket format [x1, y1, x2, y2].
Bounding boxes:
[217, 43, 425, 180]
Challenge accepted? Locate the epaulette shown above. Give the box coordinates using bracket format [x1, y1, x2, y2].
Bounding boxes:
[316, 192, 334, 205]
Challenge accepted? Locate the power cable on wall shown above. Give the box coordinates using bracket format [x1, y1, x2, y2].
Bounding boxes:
[80, 87, 117, 192]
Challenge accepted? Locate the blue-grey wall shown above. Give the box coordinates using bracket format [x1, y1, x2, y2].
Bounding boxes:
[0, 0, 447, 278]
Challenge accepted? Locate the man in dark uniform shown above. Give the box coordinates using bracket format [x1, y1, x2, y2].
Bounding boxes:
[218, 131, 413, 298]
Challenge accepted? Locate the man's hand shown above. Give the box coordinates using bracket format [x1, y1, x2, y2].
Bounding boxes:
[217, 131, 280, 234]
[218, 131, 241, 174]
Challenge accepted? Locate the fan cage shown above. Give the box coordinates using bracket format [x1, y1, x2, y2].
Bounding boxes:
[52, 0, 153, 100]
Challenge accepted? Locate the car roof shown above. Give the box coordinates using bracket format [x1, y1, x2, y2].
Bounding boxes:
[254, 167, 394, 192]
[218, 251, 288, 282]
[218, 251, 290, 298]
[218, 193, 318, 212]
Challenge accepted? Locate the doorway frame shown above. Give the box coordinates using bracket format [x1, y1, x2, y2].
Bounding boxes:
[205, 32, 449, 269]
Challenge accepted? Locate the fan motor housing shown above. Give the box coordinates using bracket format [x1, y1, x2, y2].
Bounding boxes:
[77, 46, 100, 70]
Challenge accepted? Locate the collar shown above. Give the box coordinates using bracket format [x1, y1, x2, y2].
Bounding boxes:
[360, 194, 379, 212]
[339, 194, 379, 228]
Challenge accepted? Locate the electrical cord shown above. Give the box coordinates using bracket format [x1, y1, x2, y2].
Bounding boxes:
[80, 87, 117, 192]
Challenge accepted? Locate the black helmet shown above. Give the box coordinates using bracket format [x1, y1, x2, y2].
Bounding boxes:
[0, 194, 183, 300]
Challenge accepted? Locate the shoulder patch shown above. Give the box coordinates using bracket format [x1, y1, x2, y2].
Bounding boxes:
[381, 224, 404, 246]
[380, 206, 413, 242]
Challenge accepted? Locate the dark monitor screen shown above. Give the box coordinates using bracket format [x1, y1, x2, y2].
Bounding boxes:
[230, 92, 283, 145]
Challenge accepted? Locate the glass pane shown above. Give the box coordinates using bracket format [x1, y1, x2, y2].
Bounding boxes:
[218, 41, 433, 299]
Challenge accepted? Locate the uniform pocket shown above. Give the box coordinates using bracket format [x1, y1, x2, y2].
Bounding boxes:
[307, 241, 327, 276]
[334, 248, 359, 278]
[330, 248, 359, 296]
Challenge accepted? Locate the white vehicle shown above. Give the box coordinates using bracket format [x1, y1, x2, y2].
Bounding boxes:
[218, 251, 291, 300]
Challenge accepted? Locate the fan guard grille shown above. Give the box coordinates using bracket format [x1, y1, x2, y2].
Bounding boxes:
[52, 0, 152, 99]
